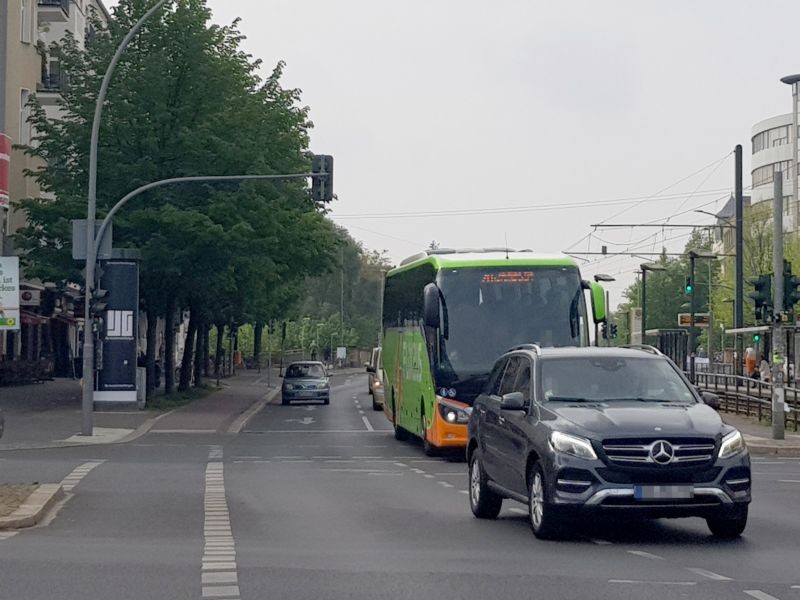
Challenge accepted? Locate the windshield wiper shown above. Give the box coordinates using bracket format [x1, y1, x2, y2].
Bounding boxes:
[547, 396, 596, 403]
[604, 397, 677, 403]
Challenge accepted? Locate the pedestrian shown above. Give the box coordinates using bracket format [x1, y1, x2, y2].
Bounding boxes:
[745, 347, 757, 378]
[760, 359, 770, 383]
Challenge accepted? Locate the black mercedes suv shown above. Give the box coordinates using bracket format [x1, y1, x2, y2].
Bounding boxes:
[466, 345, 750, 539]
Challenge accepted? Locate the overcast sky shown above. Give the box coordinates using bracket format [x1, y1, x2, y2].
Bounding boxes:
[107, 0, 800, 306]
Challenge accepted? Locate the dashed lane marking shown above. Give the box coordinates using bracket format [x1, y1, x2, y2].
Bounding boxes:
[202, 448, 240, 600]
[627, 550, 664, 560]
[60, 460, 105, 491]
[743, 591, 782, 600]
[361, 416, 375, 432]
[779, 479, 800, 483]
[437, 481, 454, 488]
[459, 490, 469, 495]
[609, 580, 696, 586]
[686, 568, 732, 581]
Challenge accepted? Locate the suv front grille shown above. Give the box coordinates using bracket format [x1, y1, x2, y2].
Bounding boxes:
[602, 437, 716, 466]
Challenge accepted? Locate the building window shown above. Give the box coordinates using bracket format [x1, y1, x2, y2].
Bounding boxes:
[20, 0, 32, 43]
[19, 89, 31, 144]
[752, 160, 793, 187]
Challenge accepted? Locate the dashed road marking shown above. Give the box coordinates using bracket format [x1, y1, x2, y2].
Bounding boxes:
[393, 462, 407, 467]
[743, 591, 782, 600]
[203, 449, 240, 600]
[437, 481, 454, 488]
[609, 580, 695, 586]
[779, 479, 800, 483]
[361, 416, 374, 432]
[459, 490, 469, 495]
[423, 474, 434, 479]
[686, 567, 732, 581]
[60, 460, 105, 491]
[627, 550, 664, 560]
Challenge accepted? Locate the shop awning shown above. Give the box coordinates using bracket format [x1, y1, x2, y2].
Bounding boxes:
[20, 310, 49, 325]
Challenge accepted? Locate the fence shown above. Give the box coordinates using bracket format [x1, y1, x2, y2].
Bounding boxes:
[695, 371, 799, 431]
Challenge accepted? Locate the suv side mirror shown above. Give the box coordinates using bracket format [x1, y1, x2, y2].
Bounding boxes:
[700, 390, 721, 410]
[500, 391, 526, 411]
[423, 283, 441, 329]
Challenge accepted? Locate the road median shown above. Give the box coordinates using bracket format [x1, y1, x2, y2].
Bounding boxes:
[0, 484, 64, 529]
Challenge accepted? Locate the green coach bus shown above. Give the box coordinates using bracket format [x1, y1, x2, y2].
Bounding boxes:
[381, 248, 607, 455]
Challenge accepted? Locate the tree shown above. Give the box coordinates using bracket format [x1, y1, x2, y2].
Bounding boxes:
[16, 0, 338, 395]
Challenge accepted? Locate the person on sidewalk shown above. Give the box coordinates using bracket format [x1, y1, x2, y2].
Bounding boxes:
[759, 359, 771, 383]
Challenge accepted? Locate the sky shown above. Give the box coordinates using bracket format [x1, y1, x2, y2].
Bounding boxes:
[107, 0, 800, 308]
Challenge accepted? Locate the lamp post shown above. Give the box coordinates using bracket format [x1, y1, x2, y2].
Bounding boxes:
[780, 74, 800, 225]
[81, 0, 172, 436]
[593, 274, 616, 346]
[688, 250, 718, 382]
[639, 264, 666, 345]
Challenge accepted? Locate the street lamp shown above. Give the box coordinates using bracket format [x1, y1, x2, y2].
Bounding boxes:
[640, 263, 666, 344]
[593, 274, 615, 346]
[688, 250, 718, 382]
[781, 74, 800, 226]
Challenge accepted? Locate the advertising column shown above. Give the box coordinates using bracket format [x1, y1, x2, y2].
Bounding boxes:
[95, 259, 139, 403]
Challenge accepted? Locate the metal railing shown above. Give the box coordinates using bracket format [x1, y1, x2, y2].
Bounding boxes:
[694, 371, 799, 431]
[37, 73, 66, 93]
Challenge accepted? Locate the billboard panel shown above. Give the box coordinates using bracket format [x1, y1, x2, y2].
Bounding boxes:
[0, 257, 20, 331]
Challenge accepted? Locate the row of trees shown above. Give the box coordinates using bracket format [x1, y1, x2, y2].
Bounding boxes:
[16, 0, 343, 397]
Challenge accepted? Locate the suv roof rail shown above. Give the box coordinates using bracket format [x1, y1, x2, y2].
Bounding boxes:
[618, 344, 664, 356]
[508, 343, 541, 354]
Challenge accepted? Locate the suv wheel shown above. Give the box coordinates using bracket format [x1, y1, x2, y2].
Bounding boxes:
[706, 505, 748, 538]
[528, 462, 560, 539]
[469, 450, 502, 519]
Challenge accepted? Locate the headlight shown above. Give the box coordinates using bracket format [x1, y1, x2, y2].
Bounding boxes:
[719, 430, 746, 459]
[550, 431, 597, 460]
[437, 400, 470, 424]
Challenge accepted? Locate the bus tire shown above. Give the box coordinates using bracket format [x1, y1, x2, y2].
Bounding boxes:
[421, 406, 438, 456]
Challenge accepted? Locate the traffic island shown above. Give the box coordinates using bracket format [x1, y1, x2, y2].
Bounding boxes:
[0, 484, 64, 529]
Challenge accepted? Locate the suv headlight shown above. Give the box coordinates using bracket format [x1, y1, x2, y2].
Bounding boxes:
[437, 400, 471, 424]
[718, 430, 746, 459]
[550, 431, 598, 460]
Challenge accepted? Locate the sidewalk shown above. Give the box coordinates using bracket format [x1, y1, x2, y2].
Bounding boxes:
[0, 368, 279, 450]
[721, 411, 800, 455]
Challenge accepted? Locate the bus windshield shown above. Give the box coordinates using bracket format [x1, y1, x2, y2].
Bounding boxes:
[434, 266, 586, 389]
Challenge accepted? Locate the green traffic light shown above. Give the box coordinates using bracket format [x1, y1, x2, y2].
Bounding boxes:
[754, 334, 761, 343]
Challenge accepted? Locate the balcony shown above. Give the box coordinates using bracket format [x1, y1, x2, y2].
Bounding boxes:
[37, 73, 67, 94]
[38, 0, 69, 23]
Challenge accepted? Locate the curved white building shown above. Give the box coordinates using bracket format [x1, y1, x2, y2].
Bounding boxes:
[751, 113, 796, 228]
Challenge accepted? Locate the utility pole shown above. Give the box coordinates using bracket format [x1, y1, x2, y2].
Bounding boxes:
[689, 253, 697, 383]
[340, 247, 345, 349]
[735, 144, 744, 376]
[772, 173, 786, 440]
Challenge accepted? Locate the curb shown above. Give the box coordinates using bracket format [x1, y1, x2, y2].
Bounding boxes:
[226, 389, 280, 434]
[0, 484, 64, 529]
[747, 444, 800, 456]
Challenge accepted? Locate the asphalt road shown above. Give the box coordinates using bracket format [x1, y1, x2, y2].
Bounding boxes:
[0, 372, 799, 599]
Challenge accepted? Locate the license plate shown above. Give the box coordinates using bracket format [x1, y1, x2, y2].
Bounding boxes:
[296, 390, 314, 397]
[634, 485, 693, 500]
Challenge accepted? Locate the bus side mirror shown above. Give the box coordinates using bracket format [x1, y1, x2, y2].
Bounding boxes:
[423, 283, 440, 329]
[588, 281, 607, 324]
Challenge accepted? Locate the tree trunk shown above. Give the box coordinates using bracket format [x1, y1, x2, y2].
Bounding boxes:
[179, 308, 198, 391]
[193, 318, 204, 388]
[253, 321, 263, 367]
[164, 296, 176, 394]
[214, 322, 224, 379]
[145, 308, 158, 399]
[202, 325, 210, 377]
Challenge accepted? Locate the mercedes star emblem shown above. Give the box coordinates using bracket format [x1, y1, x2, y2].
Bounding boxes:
[649, 440, 675, 465]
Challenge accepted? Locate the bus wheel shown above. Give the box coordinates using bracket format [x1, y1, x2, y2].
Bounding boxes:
[393, 402, 408, 441]
[421, 408, 438, 456]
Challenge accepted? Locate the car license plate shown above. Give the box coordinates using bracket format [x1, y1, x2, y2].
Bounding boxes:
[634, 485, 693, 500]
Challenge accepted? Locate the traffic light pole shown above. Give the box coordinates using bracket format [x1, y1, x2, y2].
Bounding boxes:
[689, 255, 697, 383]
[735, 144, 744, 377]
[772, 174, 786, 440]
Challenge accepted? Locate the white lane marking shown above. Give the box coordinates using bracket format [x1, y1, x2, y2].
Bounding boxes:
[590, 539, 613, 545]
[60, 460, 105, 491]
[280, 459, 312, 463]
[609, 580, 695, 586]
[509, 507, 527, 515]
[361, 416, 374, 432]
[312, 456, 342, 459]
[686, 568, 732, 581]
[273, 456, 303, 459]
[754, 461, 785, 465]
[367, 472, 403, 476]
[744, 591, 782, 600]
[202, 451, 240, 600]
[393, 462, 407, 467]
[459, 490, 469, 494]
[352, 456, 382, 459]
[411, 468, 425, 474]
[323, 459, 355, 463]
[424, 474, 434, 478]
[779, 479, 800, 483]
[627, 550, 664, 560]
[438, 481, 454, 488]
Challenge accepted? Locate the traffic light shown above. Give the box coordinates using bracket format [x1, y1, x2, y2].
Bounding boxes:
[748, 274, 772, 322]
[90, 289, 108, 341]
[753, 333, 761, 344]
[608, 323, 618, 339]
[311, 154, 334, 203]
[784, 267, 800, 310]
[684, 277, 693, 294]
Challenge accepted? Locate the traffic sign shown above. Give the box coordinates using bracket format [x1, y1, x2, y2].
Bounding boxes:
[678, 313, 710, 328]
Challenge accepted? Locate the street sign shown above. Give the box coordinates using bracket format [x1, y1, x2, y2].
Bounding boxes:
[0, 257, 20, 330]
[678, 313, 710, 328]
[71, 220, 113, 260]
[336, 346, 347, 360]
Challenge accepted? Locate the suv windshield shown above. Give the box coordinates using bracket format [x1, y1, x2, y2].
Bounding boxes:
[286, 364, 326, 379]
[435, 266, 586, 385]
[539, 356, 696, 403]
